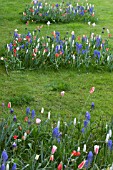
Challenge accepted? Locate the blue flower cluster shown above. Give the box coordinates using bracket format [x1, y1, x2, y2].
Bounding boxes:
[52, 127, 61, 143]
[81, 111, 91, 133]
[1, 151, 16, 170]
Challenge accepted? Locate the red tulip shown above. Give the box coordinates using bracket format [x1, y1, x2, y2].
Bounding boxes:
[13, 135, 18, 140]
[71, 150, 81, 156]
[57, 162, 62, 170]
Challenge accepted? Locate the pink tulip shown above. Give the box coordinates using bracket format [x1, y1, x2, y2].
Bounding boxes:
[90, 87, 95, 94]
[51, 145, 57, 154]
[50, 155, 54, 161]
[94, 145, 99, 154]
[8, 102, 11, 108]
[36, 118, 41, 124]
[78, 160, 86, 169]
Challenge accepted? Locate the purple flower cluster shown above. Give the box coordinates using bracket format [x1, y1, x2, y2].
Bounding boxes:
[52, 127, 61, 143]
[0, 151, 16, 170]
[82, 111, 91, 133]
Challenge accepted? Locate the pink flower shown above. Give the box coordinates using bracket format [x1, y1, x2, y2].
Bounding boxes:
[57, 162, 63, 170]
[90, 87, 95, 94]
[78, 160, 86, 169]
[36, 118, 41, 124]
[50, 155, 54, 161]
[51, 145, 57, 154]
[8, 102, 11, 108]
[94, 145, 99, 154]
[60, 91, 65, 96]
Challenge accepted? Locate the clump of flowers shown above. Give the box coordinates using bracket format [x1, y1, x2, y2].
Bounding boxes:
[1, 87, 113, 169]
[21, 0, 96, 24]
[3, 28, 113, 71]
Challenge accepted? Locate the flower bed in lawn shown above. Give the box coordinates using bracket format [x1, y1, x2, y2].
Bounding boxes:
[0, 88, 113, 169]
[4, 28, 113, 71]
[21, 0, 96, 24]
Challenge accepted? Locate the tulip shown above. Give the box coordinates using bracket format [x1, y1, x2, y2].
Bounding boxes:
[60, 91, 65, 96]
[73, 118, 76, 126]
[36, 118, 41, 124]
[41, 107, 44, 113]
[71, 150, 81, 156]
[51, 145, 57, 154]
[50, 155, 54, 161]
[90, 87, 95, 94]
[6, 163, 9, 170]
[78, 160, 86, 169]
[48, 111, 51, 119]
[94, 145, 99, 154]
[57, 162, 62, 170]
[35, 154, 39, 160]
[83, 144, 86, 152]
[8, 102, 11, 108]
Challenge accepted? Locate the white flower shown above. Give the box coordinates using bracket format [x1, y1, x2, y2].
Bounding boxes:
[61, 91, 65, 96]
[92, 23, 96, 27]
[41, 107, 44, 113]
[47, 52, 50, 57]
[14, 29, 18, 32]
[107, 56, 110, 62]
[83, 144, 86, 152]
[77, 147, 80, 152]
[47, 21, 51, 26]
[24, 132, 27, 138]
[6, 163, 9, 170]
[35, 154, 40, 160]
[105, 133, 110, 143]
[52, 44, 54, 48]
[109, 129, 112, 137]
[88, 21, 91, 25]
[1, 57, 4, 60]
[48, 111, 51, 119]
[107, 29, 110, 34]
[71, 31, 75, 35]
[72, 55, 75, 60]
[73, 118, 76, 125]
[109, 163, 113, 170]
[57, 120, 60, 129]
[37, 38, 40, 42]
[16, 47, 20, 51]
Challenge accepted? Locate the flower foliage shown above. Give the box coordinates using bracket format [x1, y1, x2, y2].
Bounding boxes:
[4, 29, 113, 71]
[21, 0, 96, 24]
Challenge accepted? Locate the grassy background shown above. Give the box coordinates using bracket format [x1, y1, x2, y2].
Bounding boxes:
[0, 0, 113, 121]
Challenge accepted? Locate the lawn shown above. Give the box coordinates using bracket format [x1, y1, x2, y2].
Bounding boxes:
[0, 0, 113, 169]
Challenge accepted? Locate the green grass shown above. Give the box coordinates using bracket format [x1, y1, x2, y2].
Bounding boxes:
[0, 0, 113, 121]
